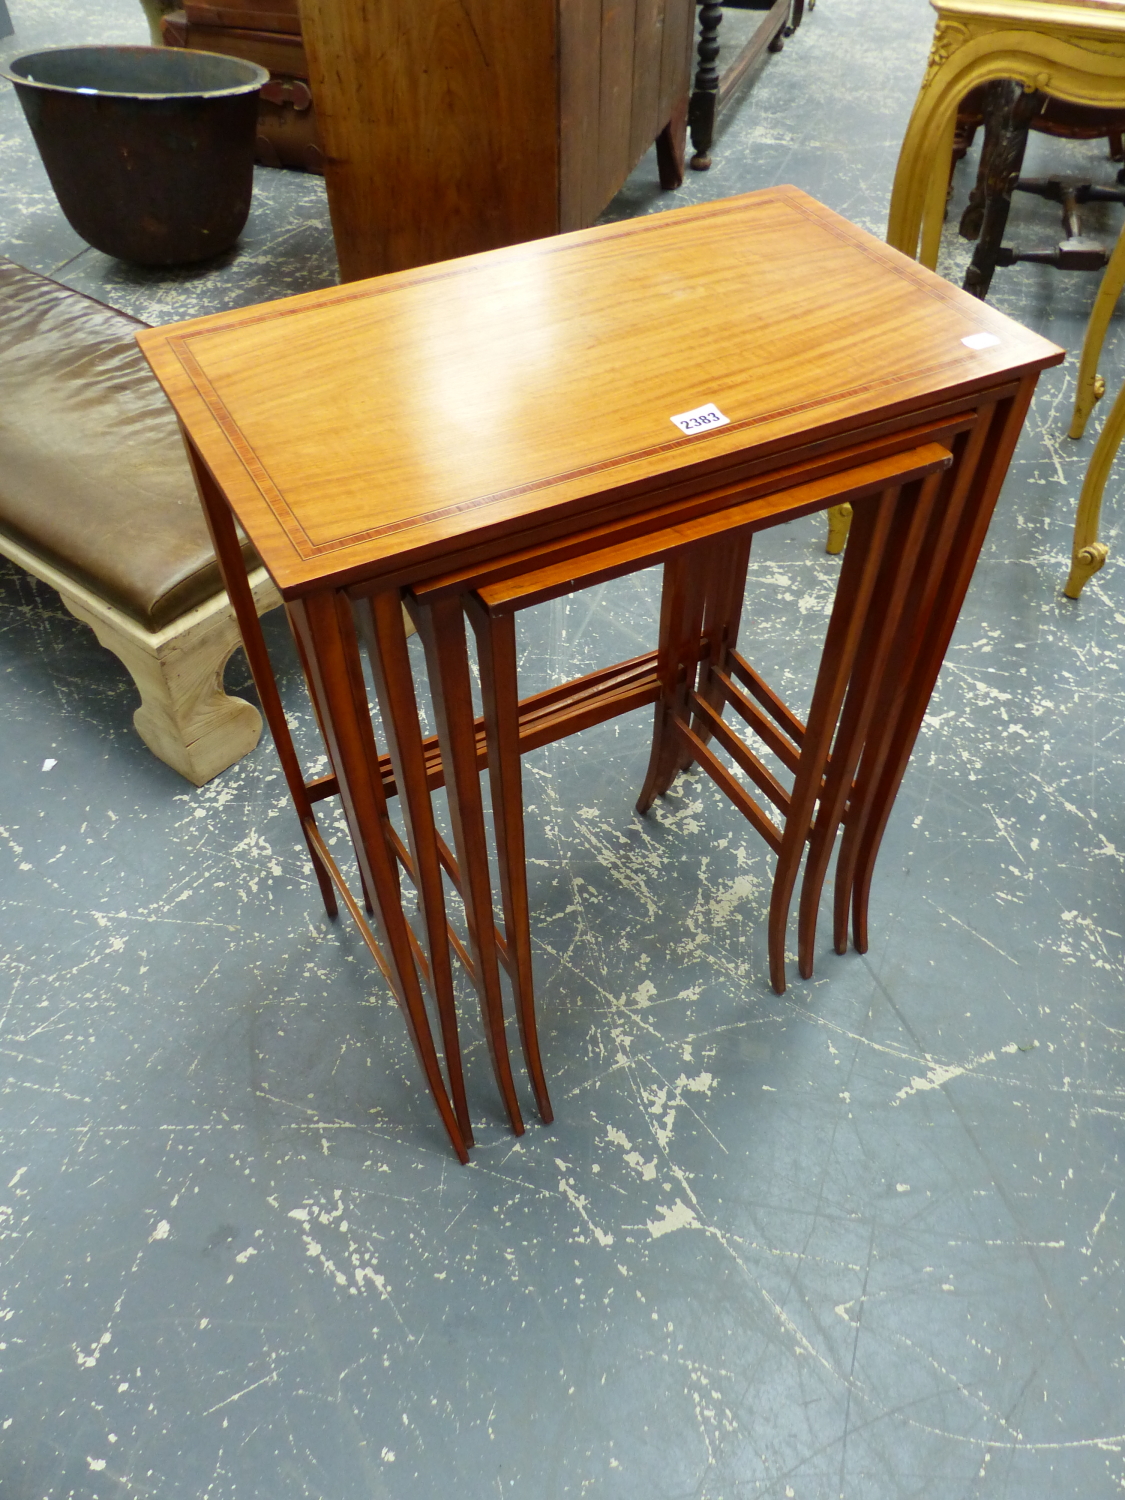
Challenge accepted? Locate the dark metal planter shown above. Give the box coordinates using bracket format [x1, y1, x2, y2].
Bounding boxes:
[2, 46, 269, 265]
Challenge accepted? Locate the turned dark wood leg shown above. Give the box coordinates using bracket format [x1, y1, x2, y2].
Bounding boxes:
[963, 81, 1042, 300]
[688, 0, 722, 171]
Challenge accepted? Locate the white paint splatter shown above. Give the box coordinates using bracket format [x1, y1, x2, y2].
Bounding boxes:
[894, 1052, 996, 1104]
[647, 1199, 700, 1239]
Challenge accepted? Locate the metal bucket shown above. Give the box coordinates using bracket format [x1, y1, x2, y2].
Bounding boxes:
[2, 46, 269, 265]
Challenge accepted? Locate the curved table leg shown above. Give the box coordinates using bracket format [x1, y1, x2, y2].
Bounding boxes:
[918, 108, 961, 270]
[466, 597, 554, 1125]
[768, 487, 899, 994]
[1064, 377, 1125, 596]
[797, 471, 943, 980]
[1069, 223, 1125, 439]
[887, 27, 975, 263]
[414, 594, 527, 1134]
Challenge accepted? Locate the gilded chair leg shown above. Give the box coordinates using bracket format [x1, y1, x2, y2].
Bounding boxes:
[825, 502, 853, 555]
[885, 34, 1006, 268]
[918, 109, 960, 270]
[1069, 375, 1108, 442]
[1064, 539, 1110, 598]
[1070, 226, 1125, 438]
[1064, 376, 1125, 597]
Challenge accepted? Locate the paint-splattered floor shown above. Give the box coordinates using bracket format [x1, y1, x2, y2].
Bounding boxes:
[2, 2, 1124, 1496]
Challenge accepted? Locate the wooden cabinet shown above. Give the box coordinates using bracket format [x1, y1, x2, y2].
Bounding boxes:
[299, 0, 695, 280]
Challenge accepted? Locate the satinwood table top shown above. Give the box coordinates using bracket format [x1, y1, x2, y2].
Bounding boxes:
[138, 186, 1062, 597]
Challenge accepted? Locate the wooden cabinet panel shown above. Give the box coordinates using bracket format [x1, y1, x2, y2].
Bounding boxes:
[301, 0, 693, 278]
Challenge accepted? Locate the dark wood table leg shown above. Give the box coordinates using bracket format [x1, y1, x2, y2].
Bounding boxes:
[412, 594, 526, 1136]
[690, 0, 790, 170]
[962, 81, 1041, 300]
[688, 0, 722, 170]
[288, 590, 469, 1163]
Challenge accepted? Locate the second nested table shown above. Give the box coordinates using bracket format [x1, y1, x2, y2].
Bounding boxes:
[138, 188, 1061, 1160]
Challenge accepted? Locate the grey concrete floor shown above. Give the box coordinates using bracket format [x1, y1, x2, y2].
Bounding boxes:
[2, 1, 1125, 1496]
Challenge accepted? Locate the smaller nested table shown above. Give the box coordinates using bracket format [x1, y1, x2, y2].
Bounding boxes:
[138, 189, 1060, 1159]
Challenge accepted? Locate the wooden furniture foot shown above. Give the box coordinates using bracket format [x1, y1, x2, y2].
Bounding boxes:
[833, 387, 1039, 958]
[688, 0, 722, 170]
[0, 528, 280, 786]
[636, 547, 712, 810]
[767, 483, 901, 990]
[655, 96, 689, 190]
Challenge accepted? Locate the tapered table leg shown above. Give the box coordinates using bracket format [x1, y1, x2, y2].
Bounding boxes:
[636, 544, 712, 811]
[289, 590, 469, 1162]
[830, 419, 997, 955]
[361, 591, 474, 1148]
[412, 594, 526, 1135]
[185, 438, 337, 921]
[767, 485, 899, 994]
[796, 469, 944, 978]
[838, 382, 1038, 955]
[466, 597, 554, 1124]
[689, 533, 753, 761]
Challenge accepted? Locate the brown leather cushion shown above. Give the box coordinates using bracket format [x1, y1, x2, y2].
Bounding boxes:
[0, 258, 257, 631]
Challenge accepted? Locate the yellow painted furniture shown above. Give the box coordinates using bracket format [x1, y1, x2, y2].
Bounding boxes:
[1064, 219, 1125, 594]
[823, 2, 1125, 580]
[887, 0, 1125, 267]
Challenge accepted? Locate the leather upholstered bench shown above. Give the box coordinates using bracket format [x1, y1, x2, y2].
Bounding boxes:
[0, 258, 281, 784]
